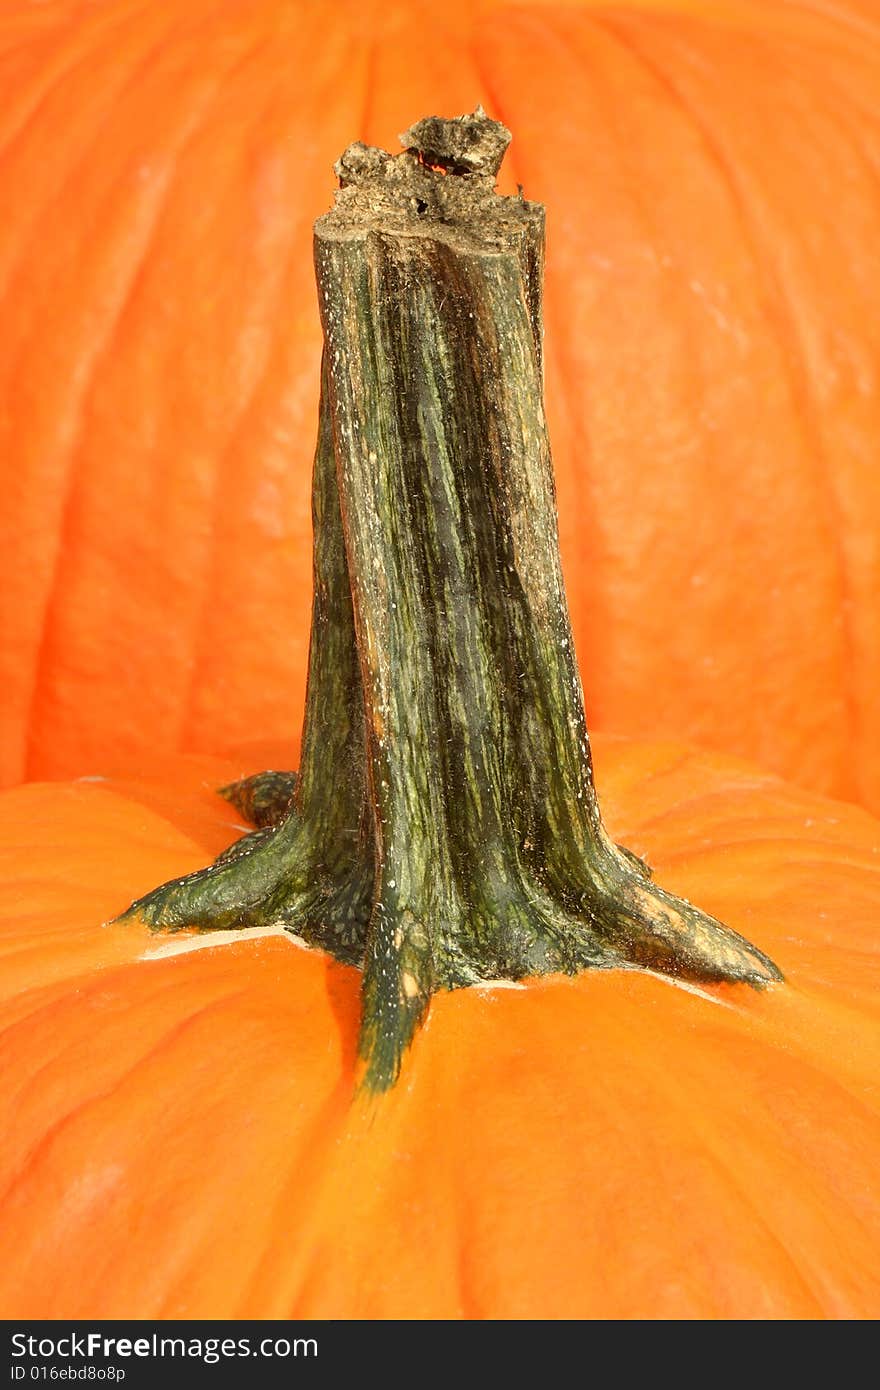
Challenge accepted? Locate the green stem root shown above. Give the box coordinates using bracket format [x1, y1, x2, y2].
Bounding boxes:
[121, 111, 781, 1091]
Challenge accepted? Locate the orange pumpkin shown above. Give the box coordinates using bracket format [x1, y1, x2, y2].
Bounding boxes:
[1, 734, 878, 1319]
[1, 0, 879, 808]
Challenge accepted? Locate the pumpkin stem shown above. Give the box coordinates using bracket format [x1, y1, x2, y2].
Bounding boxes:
[119, 111, 781, 1091]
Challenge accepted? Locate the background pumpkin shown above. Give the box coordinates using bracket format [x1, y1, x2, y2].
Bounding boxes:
[0, 733, 878, 1318]
[1, 0, 879, 808]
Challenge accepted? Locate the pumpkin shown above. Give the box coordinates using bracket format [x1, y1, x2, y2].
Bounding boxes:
[1, 734, 878, 1319]
[2, 0, 879, 809]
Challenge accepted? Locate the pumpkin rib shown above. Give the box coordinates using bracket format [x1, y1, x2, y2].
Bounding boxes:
[256, 1071, 423, 1320]
[652, 1034, 877, 1315]
[23, 22, 294, 778]
[0, 937, 229, 1044]
[704, 981, 880, 1114]
[630, 981, 880, 1317]
[0, 2, 160, 164]
[598, 1007, 830, 1318]
[0, 7, 198, 788]
[609, 5, 880, 810]
[175, 29, 372, 750]
[633, 777, 880, 855]
[160, 951, 361, 1322]
[655, 832, 880, 867]
[229, 1046, 364, 1322]
[0, 7, 200, 286]
[693, 1024, 880, 1303]
[173, 224, 297, 751]
[580, 5, 747, 713]
[797, 0, 880, 43]
[47, 987, 277, 1316]
[0, 966, 253, 1129]
[708, 996, 880, 1123]
[0, 984, 254, 1215]
[2, 3, 258, 785]
[818, 84, 880, 210]
[164, 21, 368, 762]
[591, 9, 858, 783]
[699, 24, 880, 796]
[0, 939, 329, 1317]
[0, 966, 262, 1203]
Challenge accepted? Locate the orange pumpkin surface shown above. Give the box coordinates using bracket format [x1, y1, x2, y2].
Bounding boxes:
[1, 0, 880, 807]
[1, 734, 878, 1319]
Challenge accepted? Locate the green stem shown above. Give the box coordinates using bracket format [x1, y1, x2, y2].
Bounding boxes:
[121, 110, 781, 1091]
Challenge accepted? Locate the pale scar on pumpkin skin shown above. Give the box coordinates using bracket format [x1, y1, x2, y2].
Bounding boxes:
[138, 930, 726, 1009]
[646, 973, 738, 1010]
[137, 923, 306, 960]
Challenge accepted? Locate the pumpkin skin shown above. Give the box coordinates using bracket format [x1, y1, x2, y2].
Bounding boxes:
[1, 734, 878, 1320]
[2, 0, 880, 808]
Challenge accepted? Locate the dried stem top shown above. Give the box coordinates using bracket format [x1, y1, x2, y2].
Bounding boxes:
[321, 107, 541, 250]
